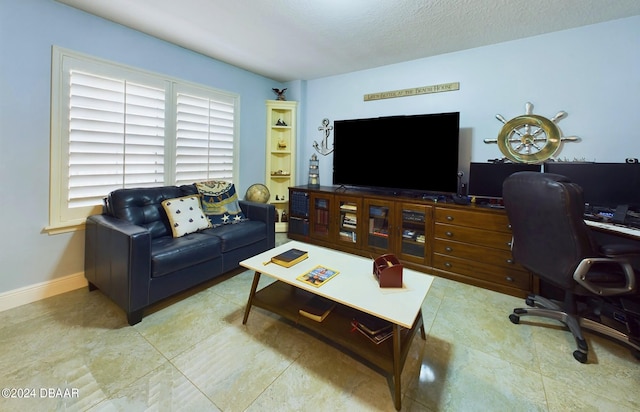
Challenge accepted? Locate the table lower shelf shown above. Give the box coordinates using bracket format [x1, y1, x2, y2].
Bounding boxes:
[245, 279, 424, 385]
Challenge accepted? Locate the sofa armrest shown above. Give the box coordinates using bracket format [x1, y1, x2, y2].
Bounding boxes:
[84, 214, 152, 317]
[239, 200, 276, 249]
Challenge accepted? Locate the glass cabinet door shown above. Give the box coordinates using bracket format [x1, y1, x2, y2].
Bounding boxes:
[398, 203, 431, 264]
[364, 199, 393, 253]
[336, 196, 362, 248]
[309, 193, 333, 241]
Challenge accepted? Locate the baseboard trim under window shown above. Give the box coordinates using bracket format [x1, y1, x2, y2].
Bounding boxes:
[0, 272, 87, 313]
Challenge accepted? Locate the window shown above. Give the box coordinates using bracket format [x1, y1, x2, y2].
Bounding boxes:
[48, 47, 239, 233]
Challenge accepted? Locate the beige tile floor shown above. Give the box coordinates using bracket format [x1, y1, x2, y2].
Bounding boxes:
[1, 236, 639, 411]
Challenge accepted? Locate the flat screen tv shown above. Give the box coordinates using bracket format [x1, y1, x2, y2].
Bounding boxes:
[468, 162, 542, 199]
[332, 112, 460, 194]
[544, 162, 640, 208]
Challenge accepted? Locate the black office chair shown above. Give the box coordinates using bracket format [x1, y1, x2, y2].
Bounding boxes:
[502, 171, 640, 363]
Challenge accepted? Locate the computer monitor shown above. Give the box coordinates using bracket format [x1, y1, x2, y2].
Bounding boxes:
[544, 162, 640, 209]
[468, 162, 542, 199]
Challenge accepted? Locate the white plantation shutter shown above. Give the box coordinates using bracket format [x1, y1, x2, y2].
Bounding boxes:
[175, 91, 235, 184]
[68, 71, 166, 208]
[49, 47, 239, 233]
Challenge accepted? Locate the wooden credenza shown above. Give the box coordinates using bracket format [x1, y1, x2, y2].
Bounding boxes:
[288, 186, 537, 298]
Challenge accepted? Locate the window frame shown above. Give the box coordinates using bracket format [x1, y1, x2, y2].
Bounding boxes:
[47, 46, 240, 234]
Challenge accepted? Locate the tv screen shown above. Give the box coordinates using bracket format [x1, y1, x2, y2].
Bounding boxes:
[332, 112, 460, 194]
[468, 163, 542, 199]
[543, 162, 640, 208]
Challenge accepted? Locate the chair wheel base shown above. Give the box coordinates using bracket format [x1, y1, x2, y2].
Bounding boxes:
[509, 313, 520, 324]
[573, 350, 588, 363]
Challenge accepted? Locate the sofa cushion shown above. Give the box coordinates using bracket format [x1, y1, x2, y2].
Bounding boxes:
[151, 232, 222, 278]
[202, 220, 266, 252]
[161, 195, 211, 237]
[195, 181, 247, 227]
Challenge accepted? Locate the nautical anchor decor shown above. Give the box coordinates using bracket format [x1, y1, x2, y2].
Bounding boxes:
[313, 118, 334, 156]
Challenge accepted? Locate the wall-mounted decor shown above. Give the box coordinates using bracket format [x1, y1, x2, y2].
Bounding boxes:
[364, 82, 459, 101]
[484, 102, 580, 164]
[313, 118, 334, 156]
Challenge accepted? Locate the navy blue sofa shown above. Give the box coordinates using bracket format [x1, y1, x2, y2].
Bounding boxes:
[84, 184, 276, 325]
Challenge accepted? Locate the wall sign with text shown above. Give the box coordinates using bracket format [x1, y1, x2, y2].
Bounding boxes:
[364, 82, 459, 101]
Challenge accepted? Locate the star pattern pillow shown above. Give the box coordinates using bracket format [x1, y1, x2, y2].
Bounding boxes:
[161, 195, 212, 238]
[195, 181, 248, 227]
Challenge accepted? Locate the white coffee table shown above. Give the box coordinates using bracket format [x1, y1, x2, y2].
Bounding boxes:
[241, 241, 434, 410]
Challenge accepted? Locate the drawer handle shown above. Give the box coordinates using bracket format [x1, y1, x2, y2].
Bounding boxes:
[445, 246, 453, 252]
[444, 262, 452, 268]
[446, 216, 454, 221]
[445, 231, 453, 237]
[505, 276, 514, 282]
[506, 259, 514, 264]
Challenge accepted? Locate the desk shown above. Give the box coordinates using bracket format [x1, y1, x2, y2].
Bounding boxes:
[585, 220, 640, 240]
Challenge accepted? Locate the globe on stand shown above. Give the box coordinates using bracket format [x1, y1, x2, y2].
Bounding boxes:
[245, 183, 270, 203]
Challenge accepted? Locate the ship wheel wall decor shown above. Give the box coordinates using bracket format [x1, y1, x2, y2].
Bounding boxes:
[485, 102, 579, 164]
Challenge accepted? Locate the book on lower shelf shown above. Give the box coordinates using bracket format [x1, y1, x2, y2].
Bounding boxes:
[350, 320, 396, 344]
[352, 312, 393, 336]
[296, 265, 339, 287]
[266, 248, 308, 268]
[298, 295, 336, 322]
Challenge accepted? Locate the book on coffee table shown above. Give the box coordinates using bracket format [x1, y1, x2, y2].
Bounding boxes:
[296, 265, 339, 287]
[265, 248, 308, 268]
[298, 295, 336, 322]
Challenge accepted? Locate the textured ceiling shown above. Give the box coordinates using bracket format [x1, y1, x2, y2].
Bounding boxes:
[56, 0, 640, 82]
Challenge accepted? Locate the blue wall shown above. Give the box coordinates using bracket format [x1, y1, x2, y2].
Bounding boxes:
[298, 16, 640, 187]
[0, 0, 638, 303]
[0, 0, 284, 295]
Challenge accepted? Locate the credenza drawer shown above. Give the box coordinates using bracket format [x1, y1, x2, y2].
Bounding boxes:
[434, 207, 512, 233]
[434, 223, 513, 251]
[433, 239, 522, 270]
[432, 253, 531, 290]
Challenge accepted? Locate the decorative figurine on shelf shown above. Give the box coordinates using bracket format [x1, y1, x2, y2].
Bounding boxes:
[275, 118, 288, 126]
[277, 137, 287, 149]
[313, 118, 334, 156]
[281, 210, 288, 222]
[308, 154, 320, 188]
[272, 88, 287, 101]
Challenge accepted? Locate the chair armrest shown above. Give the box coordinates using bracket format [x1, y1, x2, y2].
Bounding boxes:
[599, 243, 640, 257]
[84, 214, 152, 313]
[574, 257, 637, 296]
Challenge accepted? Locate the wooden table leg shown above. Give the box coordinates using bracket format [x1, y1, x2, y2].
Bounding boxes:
[393, 323, 402, 410]
[419, 310, 426, 340]
[242, 271, 261, 324]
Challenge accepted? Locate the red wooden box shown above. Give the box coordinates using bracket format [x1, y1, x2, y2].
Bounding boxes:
[373, 254, 403, 288]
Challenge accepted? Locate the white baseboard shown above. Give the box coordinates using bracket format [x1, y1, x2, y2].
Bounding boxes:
[0, 272, 88, 313]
